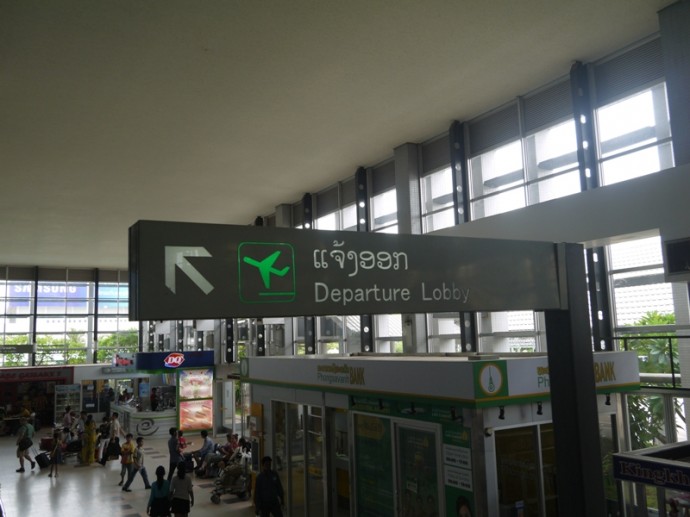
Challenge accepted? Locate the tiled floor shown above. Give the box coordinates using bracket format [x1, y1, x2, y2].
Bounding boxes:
[0, 430, 256, 516]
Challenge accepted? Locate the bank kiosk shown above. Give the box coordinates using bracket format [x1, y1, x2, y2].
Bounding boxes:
[242, 351, 640, 516]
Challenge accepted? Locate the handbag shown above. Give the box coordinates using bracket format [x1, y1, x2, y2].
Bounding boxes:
[19, 436, 33, 450]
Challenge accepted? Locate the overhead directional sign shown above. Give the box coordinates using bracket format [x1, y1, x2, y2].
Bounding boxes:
[164, 246, 214, 294]
[129, 220, 567, 320]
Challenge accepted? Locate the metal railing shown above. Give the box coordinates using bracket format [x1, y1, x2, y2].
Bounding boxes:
[610, 335, 688, 390]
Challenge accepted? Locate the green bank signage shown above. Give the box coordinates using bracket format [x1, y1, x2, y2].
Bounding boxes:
[129, 220, 564, 320]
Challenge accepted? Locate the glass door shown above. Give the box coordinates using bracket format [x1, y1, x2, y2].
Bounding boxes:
[395, 423, 442, 517]
[495, 426, 540, 515]
[288, 403, 306, 515]
[306, 405, 326, 516]
[495, 424, 559, 516]
[328, 408, 350, 517]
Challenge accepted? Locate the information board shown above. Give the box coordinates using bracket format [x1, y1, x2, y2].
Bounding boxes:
[129, 220, 564, 320]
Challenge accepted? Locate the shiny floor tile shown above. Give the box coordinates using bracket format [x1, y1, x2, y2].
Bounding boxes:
[0, 430, 256, 516]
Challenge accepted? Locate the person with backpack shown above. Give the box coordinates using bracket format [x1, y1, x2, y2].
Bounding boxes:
[15, 416, 36, 473]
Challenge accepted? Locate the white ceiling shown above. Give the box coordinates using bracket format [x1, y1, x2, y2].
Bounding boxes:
[0, 0, 673, 269]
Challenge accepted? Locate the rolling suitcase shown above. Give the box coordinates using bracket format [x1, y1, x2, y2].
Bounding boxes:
[35, 452, 50, 469]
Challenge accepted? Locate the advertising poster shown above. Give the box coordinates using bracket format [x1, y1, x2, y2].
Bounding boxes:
[179, 399, 213, 431]
[179, 368, 213, 400]
[443, 424, 475, 516]
[354, 414, 394, 517]
[397, 427, 440, 516]
[178, 368, 214, 431]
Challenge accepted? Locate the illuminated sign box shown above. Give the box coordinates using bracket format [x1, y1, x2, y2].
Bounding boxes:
[135, 351, 214, 371]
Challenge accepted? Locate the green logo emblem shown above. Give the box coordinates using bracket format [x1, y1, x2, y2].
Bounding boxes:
[238, 242, 296, 303]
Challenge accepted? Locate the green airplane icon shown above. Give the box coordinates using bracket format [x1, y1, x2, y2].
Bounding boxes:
[242, 250, 291, 289]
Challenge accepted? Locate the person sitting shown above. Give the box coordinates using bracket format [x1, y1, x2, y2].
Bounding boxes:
[191, 430, 214, 470]
[196, 436, 227, 477]
[219, 440, 251, 488]
[196, 436, 244, 478]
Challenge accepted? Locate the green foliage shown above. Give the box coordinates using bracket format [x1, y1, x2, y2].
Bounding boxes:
[625, 310, 678, 375]
[624, 311, 684, 450]
[1, 330, 139, 366]
[97, 331, 138, 364]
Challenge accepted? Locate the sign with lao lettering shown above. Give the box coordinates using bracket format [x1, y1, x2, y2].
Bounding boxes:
[129, 220, 564, 320]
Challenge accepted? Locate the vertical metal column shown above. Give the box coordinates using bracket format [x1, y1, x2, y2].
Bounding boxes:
[274, 203, 294, 356]
[570, 62, 614, 352]
[659, 1, 690, 166]
[93, 268, 100, 361]
[176, 320, 184, 351]
[147, 322, 155, 352]
[587, 246, 613, 351]
[225, 319, 234, 362]
[30, 266, 38, 366]
[138, 321, 146, 355]
[450, 121, 478, 352]
[394, 143, 427, 352]
[256, 320, 266, 356]
[545, 243, 605, 516]
[302, 194, 316, 354]
[449, 121, 470, 226]
[570, 61, 599, 192]
[356, 167, 374, 352]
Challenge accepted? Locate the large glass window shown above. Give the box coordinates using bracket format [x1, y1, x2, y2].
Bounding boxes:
[469, 119, 581, 221]
[0, 270, 133, 366]
[596, 83, 673, 186]
[341, 204, 357, 232]
[607, 237, 675, 328]
[371, 189, 398, 233]
[469, 140, 525, 219]
[524, 119, 581, 203]
[314, 212, 338, 231]
[421, 167, 455, 233]
[478, 311, 544, 354]
[427, 313, 461, 353]
[374, 314, 402, 353]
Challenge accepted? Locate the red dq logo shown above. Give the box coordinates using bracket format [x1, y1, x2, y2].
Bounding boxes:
[164, 353, 185, 368]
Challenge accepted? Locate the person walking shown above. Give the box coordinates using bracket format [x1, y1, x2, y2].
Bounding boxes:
[167, 427, 184, 481]
[119, 433, 135, 486]
[123, 436, 152, 491]
[48, 429, 62, 478]
[147, 465, 171, 517]
[254, 456, 284, 517]
[15, 417, 36, 472]
[169, 461, 194, 517]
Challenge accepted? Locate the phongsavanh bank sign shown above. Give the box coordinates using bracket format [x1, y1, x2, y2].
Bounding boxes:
[129, 220, 566, 320]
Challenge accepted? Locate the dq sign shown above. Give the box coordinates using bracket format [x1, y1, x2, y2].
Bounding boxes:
[135, 351, 215, 371]
[164, 353, 185, 368]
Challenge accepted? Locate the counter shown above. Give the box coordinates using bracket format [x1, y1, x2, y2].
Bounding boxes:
[112, 405, 177, 438]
